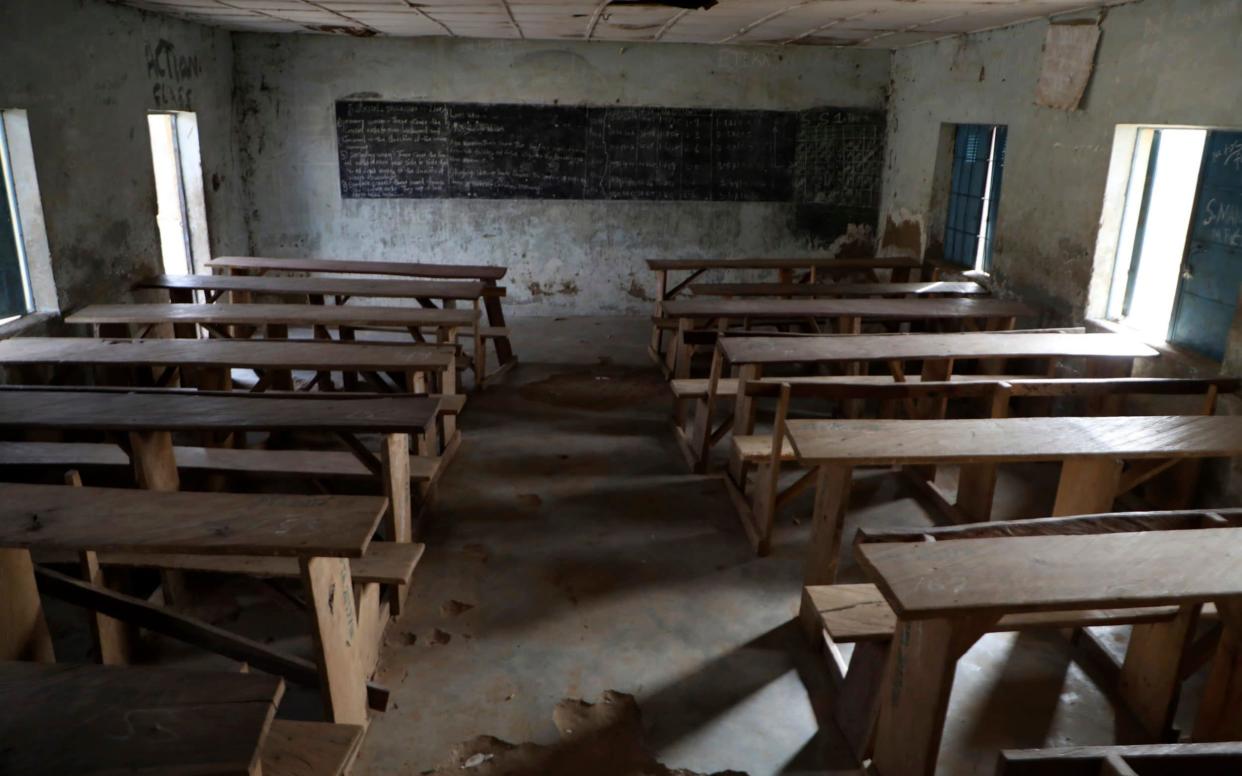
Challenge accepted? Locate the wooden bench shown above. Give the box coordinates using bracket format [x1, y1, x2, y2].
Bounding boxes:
[784, 414, 1242, 604]
[999, 741, 1242, 775]
[726, 376, 1238, 554]
[206, 254, 516, 380]
[0, 483, 405, 726]
[0, 388, 450, 599]
[836, 509, 1242, 775]
[645, 256, 926, 362]
[674, 330, 1159, 472]
[661, 296, 1036, 379]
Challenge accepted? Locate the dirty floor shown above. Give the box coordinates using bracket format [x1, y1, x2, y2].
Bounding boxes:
[36, 316, 1201, 775]
[349, 316, 1184, 776]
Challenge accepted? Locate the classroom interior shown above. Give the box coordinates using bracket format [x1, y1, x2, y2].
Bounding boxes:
[2, 0, 1242, 774]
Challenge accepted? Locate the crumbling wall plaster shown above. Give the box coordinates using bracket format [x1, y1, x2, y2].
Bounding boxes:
[880, 0, 1242, 324]
[0, 0, 246, 312]
[231, 35, 891, 315]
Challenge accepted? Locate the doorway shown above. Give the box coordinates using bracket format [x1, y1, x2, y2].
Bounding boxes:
[147, 111, 209, 276]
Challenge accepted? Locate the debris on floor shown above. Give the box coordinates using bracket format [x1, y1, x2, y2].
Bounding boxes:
[422, 691, 747, 776]
[442, 599, 476, 617]
[518, 367, 667, 411]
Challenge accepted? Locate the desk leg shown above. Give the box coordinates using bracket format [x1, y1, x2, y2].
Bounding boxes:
[1193, 598, 1242, 741]
[382, 433, 412, 616]
[128, 431, 189, 605]
[264, 323, 297, 391]
[955, 464, 998, 522]
[799, 465, 855, 638]
[727, 364, 762, 485]
[871, 615, 995, 776]
[483, 279, 515, 366]
[1052, 457, 1122, 516]
[301, 557, 369, 726]
[1119, 603, 1200, 740]
[649, 270, 668, 362]
[668, 318, 692, 380]
[0, 549, 55, 662]
[66, 470, 131, 665]
[437, 366, 458, 444]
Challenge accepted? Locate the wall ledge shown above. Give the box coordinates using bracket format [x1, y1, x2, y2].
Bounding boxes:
[0, 311, 54, 340]
[1085, 317, 1227, 377]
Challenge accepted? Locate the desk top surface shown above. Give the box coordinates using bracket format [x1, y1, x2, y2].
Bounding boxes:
[858, 526, 1242, 619]
[690, 281, 987, 298]
[208, 255, 508, 280]
[68, 303, 477, 328]
[786, 415, 1242, 465]
[0, 388, 441, 432]
[647, 257, 924, 271]
[0, 483, 384, 557]
[720, 331, 1158, 365]
[662, 296, 1034, 320]
[0, 660, 282, 776]
[138, 273, 487, 300]
[0, 337, 452, 370]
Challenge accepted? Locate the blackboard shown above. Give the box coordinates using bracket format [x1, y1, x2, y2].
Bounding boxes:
[336, 101, 883, 205]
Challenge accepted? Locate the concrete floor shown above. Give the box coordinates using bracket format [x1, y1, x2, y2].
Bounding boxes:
[35, 315, 1207, 775]
[350, 316, 1182, 775]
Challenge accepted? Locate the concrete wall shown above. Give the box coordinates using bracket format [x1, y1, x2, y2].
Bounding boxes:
[880, 0, 1242, 321]
[0, 0, 246, 312]
[232, 35, 890, 315]
[880, 0, 1242, 502]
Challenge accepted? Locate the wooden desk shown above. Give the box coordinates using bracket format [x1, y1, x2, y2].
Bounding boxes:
[209, 258, 516, 382]
[716, 331, 1157, 449]
[645, 256, 926, 362]
[0, 337, 455, 396]
[786, 414, 1242, 592]
[689, 281, 987, 298]
[662, 297, 1035, 379]
[0, 483, 389, 726]
[854, 515, 1242, 775]
[0, 661, 284, 776]
[0, 387, 447, 554]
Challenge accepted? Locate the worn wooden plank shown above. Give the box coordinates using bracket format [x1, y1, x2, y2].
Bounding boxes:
[138, 273, 486, 301]
[0, 549, 55, 663]
[0, 483, 384, 558]
[261, 719, 364, 776]
[68, 303, 478, 329]
[690, 281, 988, 298]
[301, 556, 368, 725]
[646, 257, 923, 272]
[0, 389, 440, 434]
[0, 337, 452, 372]
[787, 415, 1242, 466]
[101, 542, 424, 585]
[0, 660, 283, 776]
[663, 296, 1034, 321]
[208, 255, 507, 281]
[858, 527, 1242, 619]
[721, 331, 1157, 366]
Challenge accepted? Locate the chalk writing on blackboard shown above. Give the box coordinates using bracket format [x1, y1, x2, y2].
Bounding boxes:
[336, 101, 883, 205]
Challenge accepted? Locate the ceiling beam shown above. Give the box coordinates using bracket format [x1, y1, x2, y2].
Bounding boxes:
[498, 0, 525, 39]
[717, 1, 811, 45]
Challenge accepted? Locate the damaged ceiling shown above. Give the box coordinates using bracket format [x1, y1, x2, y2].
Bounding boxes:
[111, 0, 1131, 48]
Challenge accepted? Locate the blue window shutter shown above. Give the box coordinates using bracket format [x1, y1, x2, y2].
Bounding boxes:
[1168, 130, 1242, 361]
[944, 124, 992, 268]
[0, 176, 26, 319]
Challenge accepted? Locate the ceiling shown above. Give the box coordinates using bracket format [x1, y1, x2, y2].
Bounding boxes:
[114, 0, 1127, 48]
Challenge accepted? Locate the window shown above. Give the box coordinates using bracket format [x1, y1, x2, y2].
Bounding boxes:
[1104, 127, 1242, 360]
[944, 124, 1007, 272]
[0, 117, 33, 322]
[147, 111, 210, 276]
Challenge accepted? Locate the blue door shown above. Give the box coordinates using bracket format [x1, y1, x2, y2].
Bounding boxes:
[1169, 130, 1242, 361]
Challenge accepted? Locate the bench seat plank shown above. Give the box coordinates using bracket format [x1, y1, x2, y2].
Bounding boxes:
[102, 542, 425, 585]
[733, 435, 796, 462]
[787, 415, 1242, 466]
[0, 483, 385, 558]
[647, 257, 923, 272]
[0, 660, 283, 776]
[805, 584, 1181, 642]
[858, 526, 1242, 619]
[68, 303, 477, 329]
